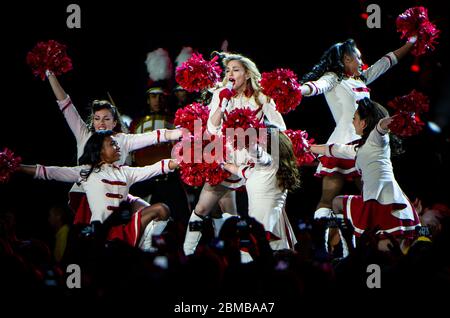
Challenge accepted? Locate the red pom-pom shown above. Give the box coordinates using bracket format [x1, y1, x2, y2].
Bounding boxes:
[222, 108, 264, 150]
[174, 102, 210, 134]
[413, 21, 440, 56]
[0, 148, 22, 183]
[396, 7, 440, 56]
[175, 53, 222, 92]
[26, 40, 73, 80]
[387, 90, 429, 137]
[260, 68, 303, 114]
[284, 129, 316, 166]
[222, 108, 262, 131]
[387, 89, 430, 114]
[174, 135, 231, 187]
[388, 111, 424, 137]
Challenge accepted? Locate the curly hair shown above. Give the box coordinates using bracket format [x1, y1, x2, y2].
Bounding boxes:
[78, 130, 114, 182]
[301, 38, 365, 83]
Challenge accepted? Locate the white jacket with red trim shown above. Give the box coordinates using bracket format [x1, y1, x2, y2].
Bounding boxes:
[56, 95, 169, 192]
[324, 122, 415, 220]
[303, 52, 398, 145]
[34, 160, 174, 223]
[206, 87, 286, 135]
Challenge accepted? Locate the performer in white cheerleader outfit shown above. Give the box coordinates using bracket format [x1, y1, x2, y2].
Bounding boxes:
[298, 37, 417, 220]
[310, 98, 420, 251]
[223, 128, 300, 251]
[19, 130, 178, 249]
[183, 52, 286, 256]
[45, 72, 182, 250]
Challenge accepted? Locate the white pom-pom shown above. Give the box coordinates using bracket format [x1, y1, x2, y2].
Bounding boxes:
[175, 46, 194, 68]
[145, 48, 173, 81]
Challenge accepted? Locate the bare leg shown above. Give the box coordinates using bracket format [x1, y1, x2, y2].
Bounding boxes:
[138, 203, 170, 252]
[316, 174, 345, 209]
[195, 183, 231, 217]
[130, 197, 150, 213]
[218, 190, 237, 215]
[140, 203, 170, 232]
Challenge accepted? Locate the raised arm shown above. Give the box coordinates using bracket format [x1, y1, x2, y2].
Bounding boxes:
[363, 37, 416, 85]
[124, 159, 177, 184]
[224, 162, 255, 181]
[47, 71, 67, 101]
[393, 37, 416, 60]
[19, 164, 82, 183]
[299, 72, 339, 97]
[121, 128, 182, 153]
[310, 143, 357, 160]
[366, 117, 393, 147]
[46, 73, 91, 146]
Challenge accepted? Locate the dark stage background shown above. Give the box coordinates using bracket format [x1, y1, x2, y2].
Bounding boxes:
[0, 0, 449, 242]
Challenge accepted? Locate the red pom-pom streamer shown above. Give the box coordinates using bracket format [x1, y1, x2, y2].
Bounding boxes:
[0, 148, 22, 183]
[222, 108, 264, 150]
[388, 112, 424, 137]
[173, 135, 231, 187]
[174, 102, 210, 134]
[175, 53, 222, 92]
[260, 68, 303, 114]
[387, 89, 430, 114]
[396, 7, 440, 56]
[284, 129, 316, 166]
[222, 108, 262, 132]
[387, 90, 429, 137]
[26, 40, 73, 80]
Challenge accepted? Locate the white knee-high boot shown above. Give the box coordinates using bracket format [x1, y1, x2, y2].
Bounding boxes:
[212, 212, 235, 238]
[183, 211, 204, 256]
[138, 219, 169, 252]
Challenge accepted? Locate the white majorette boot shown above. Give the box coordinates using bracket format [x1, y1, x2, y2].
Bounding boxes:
[212, 212, 235, 238]
[138, 219, 169, 252]
[183, 211, 204, 256]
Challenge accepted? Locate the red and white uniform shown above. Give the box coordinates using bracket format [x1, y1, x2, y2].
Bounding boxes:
[236, 147, 297, 250]
[57, 95, 169, 218]
[323, 122, 420, 237]
[303, 52, 398, 177]
[207, 88, 286, 188]
[57, 96, 169, 174]
[33, 160, 174, 245]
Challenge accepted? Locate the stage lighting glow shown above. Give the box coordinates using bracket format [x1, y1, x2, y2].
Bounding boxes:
[427, 121, 441, 133]
[411, 64, 420, 72]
